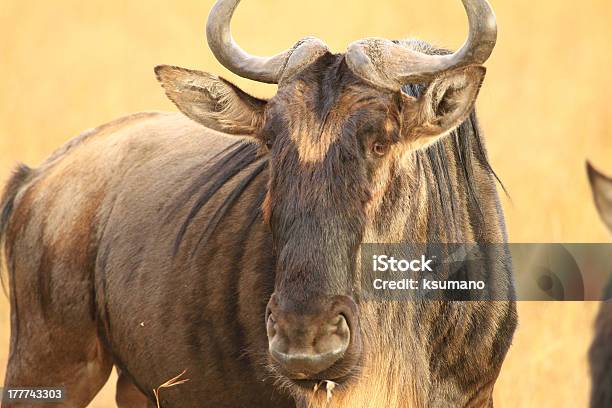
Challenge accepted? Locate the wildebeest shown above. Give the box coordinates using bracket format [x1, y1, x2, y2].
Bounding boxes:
[587, 162, 612, 408]
[0, 0, 516, 406]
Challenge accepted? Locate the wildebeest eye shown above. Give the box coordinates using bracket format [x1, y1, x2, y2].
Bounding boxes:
[372, 141, 390, 157]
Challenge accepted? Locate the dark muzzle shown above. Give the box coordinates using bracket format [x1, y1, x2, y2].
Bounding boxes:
[265, 294, 361, 380]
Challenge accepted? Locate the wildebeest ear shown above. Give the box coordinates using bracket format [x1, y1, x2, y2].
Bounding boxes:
[587, 162, 612, 233]
[155, 65, 267, 135]
[400, 66, 485, 148]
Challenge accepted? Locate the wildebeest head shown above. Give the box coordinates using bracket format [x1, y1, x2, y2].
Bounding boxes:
[155, 0, 496, 390]
[587, 162, 612, 233]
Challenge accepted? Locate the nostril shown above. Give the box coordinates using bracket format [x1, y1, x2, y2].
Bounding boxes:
[329, 314, 343, 326]
[266, 313, 277, 338]
[315, 314, 350, 355]
[322, 314, 349, 341]
[333, 314, 349, 333]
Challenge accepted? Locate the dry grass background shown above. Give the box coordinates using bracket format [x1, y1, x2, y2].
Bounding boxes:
[0, 0, 610, 406]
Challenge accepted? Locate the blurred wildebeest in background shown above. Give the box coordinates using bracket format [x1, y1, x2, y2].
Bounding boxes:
[587, 161, 612, 408]
[0, 0, 516, 406]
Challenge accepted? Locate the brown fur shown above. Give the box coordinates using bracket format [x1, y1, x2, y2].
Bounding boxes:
[1, 45, 515, 407]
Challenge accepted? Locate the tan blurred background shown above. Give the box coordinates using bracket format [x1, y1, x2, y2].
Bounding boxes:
[0, 0, 611, 406]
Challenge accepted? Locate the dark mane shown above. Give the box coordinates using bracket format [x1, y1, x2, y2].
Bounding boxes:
[406, 77, 502, 240]
[423, 108, 501, 241]
[400, 39, 505, 241]
[172, 141, 268, 256]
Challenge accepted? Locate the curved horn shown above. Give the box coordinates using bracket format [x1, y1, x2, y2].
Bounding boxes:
[206, 0, 328, 84]
[346, 0, 497, 88]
